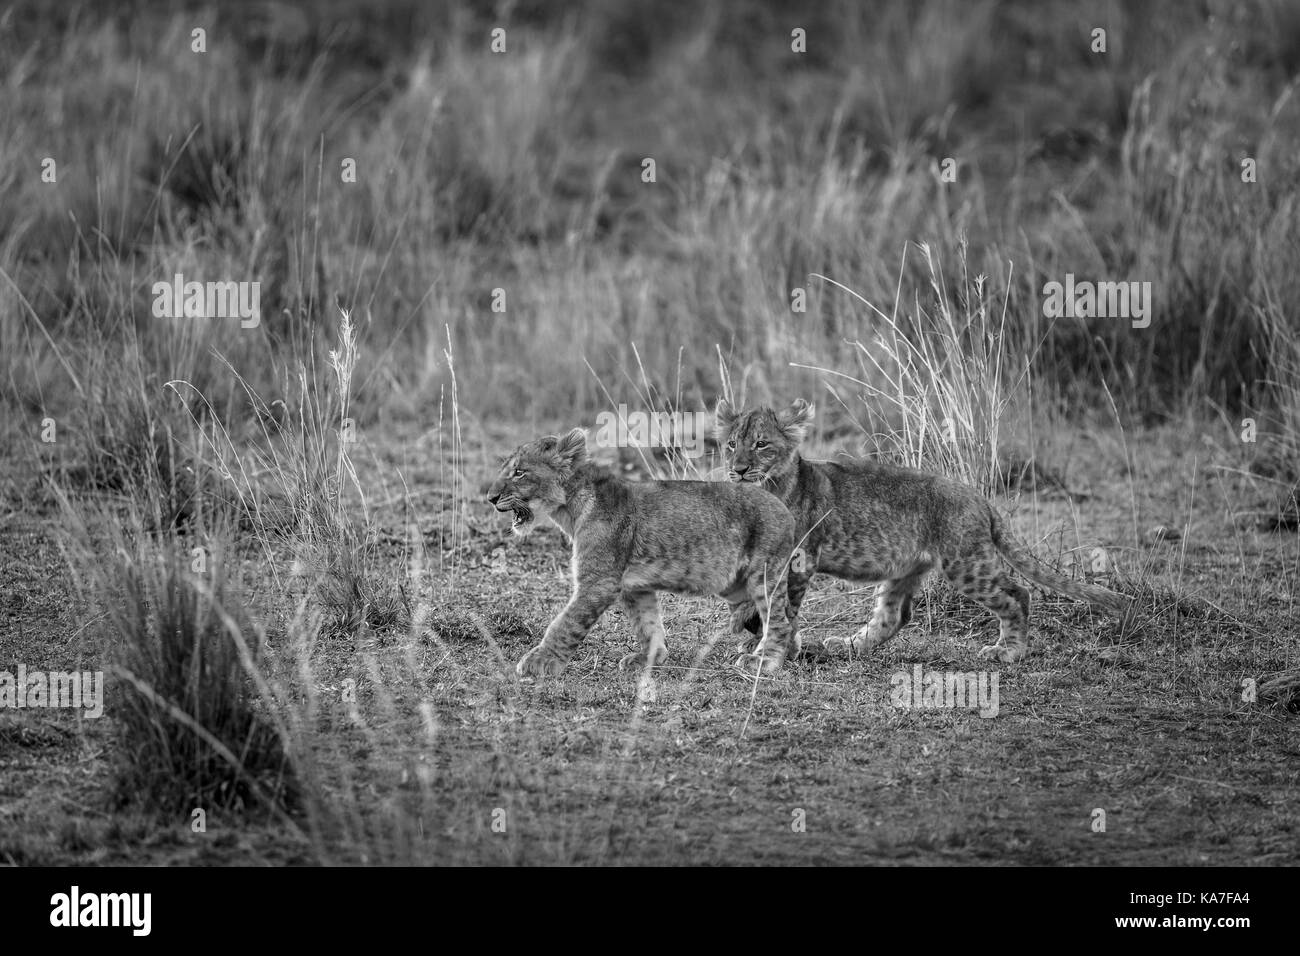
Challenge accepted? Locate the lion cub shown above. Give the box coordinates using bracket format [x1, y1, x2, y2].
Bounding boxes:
[716, 399, 1132, 662]
[486, 428, 799, 677]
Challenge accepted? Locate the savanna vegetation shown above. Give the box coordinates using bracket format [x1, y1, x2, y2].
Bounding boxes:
[1, 0, 1296, 865]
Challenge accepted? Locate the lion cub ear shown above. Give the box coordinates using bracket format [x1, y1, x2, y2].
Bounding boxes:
[714, 398, 737, 437]
[777, 398, 815, 441]
[555, 427, 588, 465]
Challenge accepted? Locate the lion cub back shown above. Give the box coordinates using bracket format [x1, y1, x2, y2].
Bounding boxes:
[613, 478, 795, 596]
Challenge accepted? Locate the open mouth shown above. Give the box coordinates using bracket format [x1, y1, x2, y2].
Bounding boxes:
[510, 505, 534, 531]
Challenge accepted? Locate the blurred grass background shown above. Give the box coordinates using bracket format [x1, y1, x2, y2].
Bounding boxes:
[2, 0, 1298, 437]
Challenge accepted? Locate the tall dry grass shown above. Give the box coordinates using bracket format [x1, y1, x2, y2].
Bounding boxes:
[5, 2, 1298, 435]
[794, 239, 1027, 493]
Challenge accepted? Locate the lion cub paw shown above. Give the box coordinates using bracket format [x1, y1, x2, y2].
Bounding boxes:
[978, 642, 1027, 664]
[821, 635, 857, 656]
[793, 634, 830, 659]
[618, 647, 668, 671]
[734, 652, 784, 676]
[516, 643, 568, 677]
[736, 631, 802, 657]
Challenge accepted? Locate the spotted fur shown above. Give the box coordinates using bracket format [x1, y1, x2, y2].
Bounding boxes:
[716, 399, 1132, 662]
[486, 428, 799, 677]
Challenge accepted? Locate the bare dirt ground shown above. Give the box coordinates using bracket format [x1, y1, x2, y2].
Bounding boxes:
[2, 419, 1297, 865]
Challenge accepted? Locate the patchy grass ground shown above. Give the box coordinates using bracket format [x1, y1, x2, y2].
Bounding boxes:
[1, 417, 1297, 865]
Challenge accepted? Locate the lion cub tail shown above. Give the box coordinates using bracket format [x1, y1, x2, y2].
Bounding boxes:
[989, 511, 1134, 620]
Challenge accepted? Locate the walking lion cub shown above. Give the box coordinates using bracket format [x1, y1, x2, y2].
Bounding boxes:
[716, 399, 1132, 662]
[486, 428, 799, 677]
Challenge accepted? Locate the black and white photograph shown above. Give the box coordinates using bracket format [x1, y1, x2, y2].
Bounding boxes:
[0, 0, 1295, 913]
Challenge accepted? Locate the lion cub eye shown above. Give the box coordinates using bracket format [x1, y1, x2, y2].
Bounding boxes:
[726, 440, 736, 450]
[512, 469, 527, 479]
[754, 440, 768, 449]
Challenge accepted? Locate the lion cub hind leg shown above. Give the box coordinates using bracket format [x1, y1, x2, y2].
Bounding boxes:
[516, 577, 621, 677]
[618, 590, 669, 672]
[729, 596, 762, 655]
[942, 553, 1031, 663]
[737, 563, 814, 650]
[728, 597, 804, 657]
[734, 562, 795, 676]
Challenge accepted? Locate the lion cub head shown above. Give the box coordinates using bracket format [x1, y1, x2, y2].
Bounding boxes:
[486, 427, 587, 536]
[715, 398, 814, 486]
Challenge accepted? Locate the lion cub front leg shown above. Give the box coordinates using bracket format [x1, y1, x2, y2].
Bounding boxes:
[516, 572, 620, 677]
[618, 590, 668, 672]
[826, 559, 931, 658]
